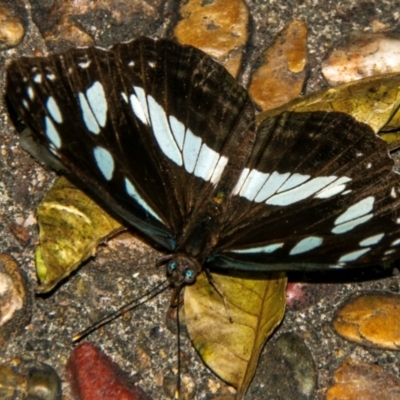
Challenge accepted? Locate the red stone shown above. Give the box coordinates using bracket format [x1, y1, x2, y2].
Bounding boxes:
[67, 342, 151, 400]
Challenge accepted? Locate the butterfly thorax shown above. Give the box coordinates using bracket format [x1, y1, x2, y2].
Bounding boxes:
[163, 216, 221, 287]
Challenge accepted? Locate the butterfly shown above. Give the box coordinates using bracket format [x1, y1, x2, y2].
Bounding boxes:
[6, 36, 400, 288]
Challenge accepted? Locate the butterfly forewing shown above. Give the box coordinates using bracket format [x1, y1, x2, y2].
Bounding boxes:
[212, 111, 400, 270]
[6, 36, 400, 273]
[6, 38, 254, 251]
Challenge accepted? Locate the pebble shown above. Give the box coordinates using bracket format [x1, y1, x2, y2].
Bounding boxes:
[248, 332, 317, 399]
[67, 342, 150, 400]
[174, 0, 249, 77]
[326, 358, 400, 400]
[0, 5, 24, 50]
[322, 31, 400, 86]
[249, 20, 308, 111]
[7, 221, 31, 245]
[46, 18, 94, 49]
[163, 373, 196, 400]
[333, 292, 400, 350]
[0, 254, 32, 346]
[0, 357, 61, 400]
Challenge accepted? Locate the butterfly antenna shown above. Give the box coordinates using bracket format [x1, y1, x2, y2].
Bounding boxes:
[73, 279, 170, 342]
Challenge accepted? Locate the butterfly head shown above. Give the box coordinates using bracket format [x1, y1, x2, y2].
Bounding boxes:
[164, 254, 202, 287]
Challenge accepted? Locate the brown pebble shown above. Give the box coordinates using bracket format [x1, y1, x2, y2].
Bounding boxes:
[0, 5, 24, 50]
[135, 346, 152, 370]
[8, 222, 31, 245]
[249, 20, 308, 111]
[326, 358, 400, 400]
[333, 292, 400, 350]
[45, 16, 94, 49]
[174, 0, 249, 77]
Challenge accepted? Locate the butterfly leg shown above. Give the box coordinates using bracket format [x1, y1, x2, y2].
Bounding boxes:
[205, 269, 233, 323]
[169, 286, 184, 307]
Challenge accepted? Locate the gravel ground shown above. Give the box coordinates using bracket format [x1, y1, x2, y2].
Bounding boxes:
[1, 0, 400, 399]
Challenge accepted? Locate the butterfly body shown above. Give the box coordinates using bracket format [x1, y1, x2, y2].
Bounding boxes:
[6, 37, 400, 286]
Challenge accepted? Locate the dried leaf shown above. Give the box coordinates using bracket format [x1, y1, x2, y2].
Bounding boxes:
[184, 271, 286, 398]
[36, 176, 124, 292]
[256, 73, 400, 135]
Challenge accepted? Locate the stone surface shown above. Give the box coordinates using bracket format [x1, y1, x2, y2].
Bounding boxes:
[286, 282, 338, 311]
[29, 0, 166, 50]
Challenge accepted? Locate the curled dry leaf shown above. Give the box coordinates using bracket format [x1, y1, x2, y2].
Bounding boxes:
[35, 176, 124, 292]
[257, 72, 400, 136]
[184, 271, 286, 399]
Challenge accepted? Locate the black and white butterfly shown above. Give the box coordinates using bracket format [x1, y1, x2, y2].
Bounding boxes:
[6, 37, 400, 287]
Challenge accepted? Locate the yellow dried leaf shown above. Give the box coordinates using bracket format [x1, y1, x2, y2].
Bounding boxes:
[256, 73, 400, 134]
[184, 271, 286, 398]
[36, 177, 124, 292]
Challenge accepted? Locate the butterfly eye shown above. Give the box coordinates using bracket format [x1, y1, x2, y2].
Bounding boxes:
[184, 269, 195, 283]
[168, 261, 177, 274]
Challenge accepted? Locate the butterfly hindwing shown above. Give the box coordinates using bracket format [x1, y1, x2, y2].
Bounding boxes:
[211, 111, 400, 270]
